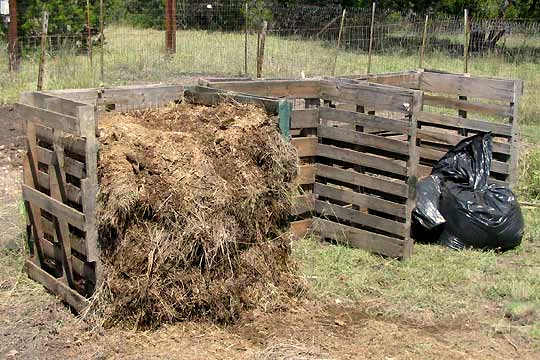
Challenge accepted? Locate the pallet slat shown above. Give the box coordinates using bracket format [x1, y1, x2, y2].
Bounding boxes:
[37, 147, 86, 179]
[417, 128, 511, 154]
[18, 103, 81, 136]
[418, 111, 512, 137]
[418, 147, 509, 174]
[296, 165, 316, 185]
[22, 185, 86, 230]
[312, 218, 404, 258]
[41, 217, 87, 256]
[291, 108, 319, 129]
[320, 81, 416, 114]
[292, 137, 318, 157]
[318, 144, 407, 176]
[314, 183, 406, 218]
[318, 125, 409, 155]
[24, 260, 88, 312]
[290, 219, 313, 238]
[315, 200, 406, 237]
[423, 94, 513, 118]
[291, 195, 315, 216]
[37, 171, 82, 204]
[420, 72, 516, 102]
[319, 107, 410, 134]
[316, 164, 407, 197]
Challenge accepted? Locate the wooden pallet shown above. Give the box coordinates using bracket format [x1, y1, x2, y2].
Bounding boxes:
[349, 69, 522, 188]
[19, 85, 292, 312]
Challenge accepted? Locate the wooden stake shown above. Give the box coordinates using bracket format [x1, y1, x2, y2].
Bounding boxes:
[419, 14, 429, 68]
[464, 8, 469, 74]
[244, 1, 248, 74]
[86, 0, 93, 65]
[100, 0, 104, 84]
[7, 0, 18, 72]
[367, 2, 376, 74]
[256, 21, 267, 78]
[331, 9, 346, 76]
[165, 0, 177, 53]
[37, 11, 49, 91]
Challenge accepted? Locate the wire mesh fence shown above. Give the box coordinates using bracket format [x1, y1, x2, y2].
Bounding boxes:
[1, 1, 540, 123]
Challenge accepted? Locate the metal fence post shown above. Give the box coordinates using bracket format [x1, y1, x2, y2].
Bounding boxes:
[244, 1, 248, 75]
[464, 9, 469, 74]
[100, 0, 104, 84]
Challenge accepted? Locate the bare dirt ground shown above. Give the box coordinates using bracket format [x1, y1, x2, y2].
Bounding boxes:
[1, 104, 538, 359]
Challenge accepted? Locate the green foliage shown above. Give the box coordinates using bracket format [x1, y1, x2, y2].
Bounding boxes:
[18, 0, 97, 36]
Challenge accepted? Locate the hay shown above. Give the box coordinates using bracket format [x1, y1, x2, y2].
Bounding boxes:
[93, 101, 301, 328]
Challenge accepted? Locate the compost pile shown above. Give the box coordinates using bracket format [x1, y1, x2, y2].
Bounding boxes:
[94, 101, 300, 327]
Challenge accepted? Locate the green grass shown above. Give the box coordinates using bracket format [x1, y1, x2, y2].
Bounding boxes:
[0, 25, 539, 126]
[292, 208, 540, 337]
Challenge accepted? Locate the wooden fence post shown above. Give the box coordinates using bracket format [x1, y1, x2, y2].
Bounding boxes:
[37, 11, 49, 91]
[165, 0, 177, 54]
[464, 8, 469, 74]
[244, 1, 248, 75]
[99, 0, 104, 84]
[86, 0, 93, 65]
[256, 21, 267, 78]
[7, 0, 18, 72]
[331, 9, 346, 77]
[419, 14, 429, 69]
[367, 2, 376, 74]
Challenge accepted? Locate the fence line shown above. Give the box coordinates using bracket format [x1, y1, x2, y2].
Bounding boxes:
[1, 2, 540, 118]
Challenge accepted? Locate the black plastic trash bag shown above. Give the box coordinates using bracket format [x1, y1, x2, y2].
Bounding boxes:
[412, 133, 524, 250]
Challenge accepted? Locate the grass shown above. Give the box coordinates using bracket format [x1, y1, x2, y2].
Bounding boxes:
[292, 208, 540, 338]
[0, 25, 539, 125]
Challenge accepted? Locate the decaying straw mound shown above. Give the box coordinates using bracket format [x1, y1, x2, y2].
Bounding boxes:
[94, 101, 301, 328]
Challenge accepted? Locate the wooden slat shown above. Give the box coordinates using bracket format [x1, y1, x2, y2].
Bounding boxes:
[319, 107, 410, 134]
[350, 71, 420, 89]
[39, 238, 93, 280]
[292, 137, 318, 157]
[291, 195, 315, 216]
[22, 185, 86, 230]
[317, 144, 407, 176]
[184, 86, 280, 113]
[315, 200, 406, 237]
[37, 171, 82, 204]
[418, 111, 512, 137]
[418, 147, 510, 174]
[37, 147, 86, 178]
[35, 125, 86, 157]
[417, 128, 511, 154]
[291, 108, 319, 129]
[290, 219, 313, 238]
[17, 103, 81, 135]
[202, 79, 321, 98]
[97, 84, 183, 109]
[420, 71, 516, 102]
[314, 183, 406, 218]
[312, 218, 404, 258]
[24, 260, 88, 313]
[296, 165, 316, 185]
[318, 125, 409, 155]
[423, 94, 513, 118]
[28, 91, 91, 116]
[320, 81, 416, 114]
[41, 217, 87, 256]
[316, 164, 407, 197]
[507, 81, 522, 189]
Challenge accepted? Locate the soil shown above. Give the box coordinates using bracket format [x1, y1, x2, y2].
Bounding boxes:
[1, 100, 538, 359]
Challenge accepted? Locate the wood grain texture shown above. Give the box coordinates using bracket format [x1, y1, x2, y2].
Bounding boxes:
[292, 137, 318, 157]
[423, 94, 513, 118]
[319, 107, 410, 134]
[312, 218, 404, 258]
[418, 111, 512, 137]
[17, 103, 81, 135]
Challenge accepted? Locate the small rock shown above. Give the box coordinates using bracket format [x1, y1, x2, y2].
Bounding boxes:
[0, 145, 5, 150]
[6, 349, 19, 359]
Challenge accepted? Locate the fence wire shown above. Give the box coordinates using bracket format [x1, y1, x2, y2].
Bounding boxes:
[1, 1, 540, 123]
